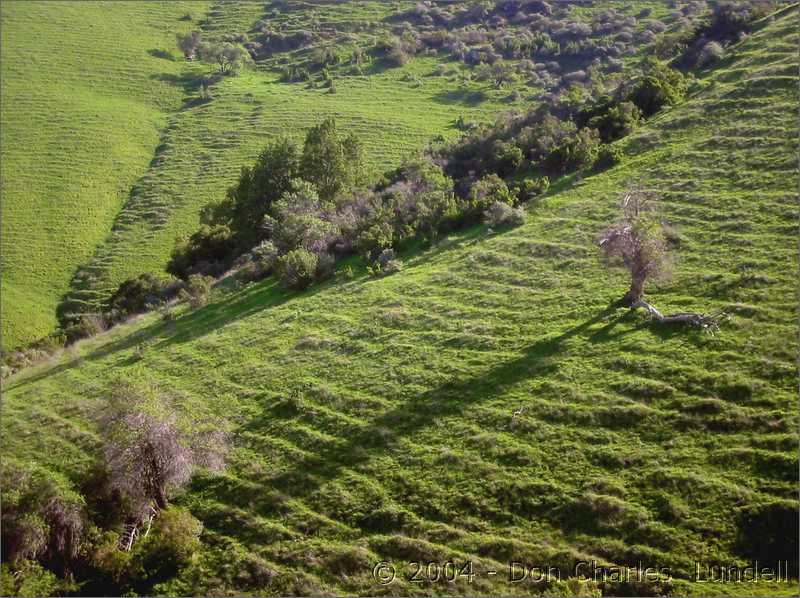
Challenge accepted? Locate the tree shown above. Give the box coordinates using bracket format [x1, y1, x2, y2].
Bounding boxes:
[211, 137, 301, 249]
[599, 187, 727, 330]
[625, 59, 687, 117]
[599, 187, 667, 306]
[98, 377, 228, 519]
[198, 42, 251, 74]
[176, 31, 201, 60]
[300, 117, 364, 201]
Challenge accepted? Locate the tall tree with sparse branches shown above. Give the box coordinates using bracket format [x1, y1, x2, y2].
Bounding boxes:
[600, 186, 727, 331]
[98, 378, 228, 520]
[599, 185, 667, 306]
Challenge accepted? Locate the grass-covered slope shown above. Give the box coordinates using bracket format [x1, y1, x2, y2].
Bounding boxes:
[3, 5, 798, 596]
[55, 0, 541, 325]
[0, 0, 209, 349]
[56, 0, 692, 334]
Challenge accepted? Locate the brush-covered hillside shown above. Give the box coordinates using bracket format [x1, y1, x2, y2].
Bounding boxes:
[3, 4, 797, 596]
[2, 0, 710, 350]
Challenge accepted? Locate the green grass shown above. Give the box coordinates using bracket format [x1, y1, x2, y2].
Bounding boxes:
[4, 6, 798, 595]
[0, 0, 211, 349]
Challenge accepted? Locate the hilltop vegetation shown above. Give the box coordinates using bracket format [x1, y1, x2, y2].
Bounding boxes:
[2, 3, 797, 596]
[3, 0, 729, 351]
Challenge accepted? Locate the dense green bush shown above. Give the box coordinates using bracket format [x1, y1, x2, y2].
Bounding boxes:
[167, 224, 236, 278]
[277, 248, 319, 289]
[469, 174, 517, 214]
[593, 144, 623, 171]
[516, 176, 550, 201]
[484, 201, 526, 228]
[355, 221, 394, 263]
[624, 59, 688, 117]
[180, 274, 214, 309]
[586, 101, 642, 143]
[106, 273, 183, 321]
[543, 127, 601, 174]
[490, 139, 524, 176]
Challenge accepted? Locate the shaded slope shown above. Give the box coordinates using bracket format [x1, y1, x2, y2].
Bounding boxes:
[0, 0, 208, 348]
[3, 6, 798, 596]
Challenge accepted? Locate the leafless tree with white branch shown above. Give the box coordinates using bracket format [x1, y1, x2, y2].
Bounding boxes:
[97, 378, 228, 549]
[599, 186, 728, 332]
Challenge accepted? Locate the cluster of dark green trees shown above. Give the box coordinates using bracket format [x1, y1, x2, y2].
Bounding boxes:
[439, 57, 688, 190]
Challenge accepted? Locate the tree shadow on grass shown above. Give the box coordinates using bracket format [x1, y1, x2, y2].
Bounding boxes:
[147, 49, 177, 62]
[194, 301, 624, 512]
[6, 278, 299, 392]
[151, 71, 206, 95]
[433, 88, 489, 106]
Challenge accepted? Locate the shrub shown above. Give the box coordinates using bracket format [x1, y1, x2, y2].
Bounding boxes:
[543, 127, 601, 174]
[167, 224, 236, 278]
[516, 176, 550, 201]
[267, 183, 338, 255]
[594, 144, 623, 171]
[468, 174, 517, 214]
[586, 101, 642, 143]
[490, 140, 524, 176]
[356, 221, 394, 262]
[625, 59, 688, 117]
[484, 201, 526, 228]
[238, 240, 279, 282]
[180, 274, 214, 309]
[316, 252, 336, 281]
[106, 273, 183, 319]
[373, 248, 403, 276]
[277, 249, 318, 290]
[64, 313, 107, 344]
[144, 507, 202, 567]
[698, 41, 725, 67]
[176, 31, 201, 59]
[1, 561, 63, 597]
[1, 459, 85, 571]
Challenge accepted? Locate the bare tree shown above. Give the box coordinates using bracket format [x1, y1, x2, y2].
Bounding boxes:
[98, 378, 228, 547]
[599, 186, 667, 306]
[176, 31, 202, 60]
[600, 187, 727, 331]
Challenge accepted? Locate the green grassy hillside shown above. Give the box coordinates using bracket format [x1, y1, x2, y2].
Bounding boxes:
[4, 0, 692, 348]
[0, 0, 210, 349]
[4, 6, 797, 596]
